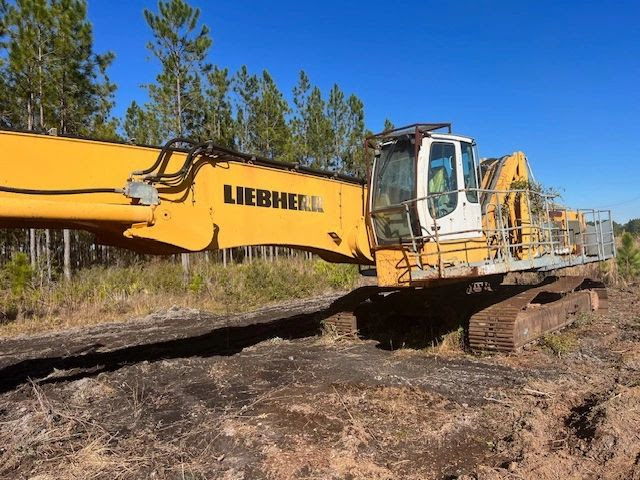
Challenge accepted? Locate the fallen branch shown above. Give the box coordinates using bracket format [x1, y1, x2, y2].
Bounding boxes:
[523, 387, 553, 397]
[483, 396, 513, 407]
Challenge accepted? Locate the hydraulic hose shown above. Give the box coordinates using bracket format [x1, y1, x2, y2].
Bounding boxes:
[144, 142, 203, 181]
[144, 141, 216, 185]
[132, 136, 196, 176]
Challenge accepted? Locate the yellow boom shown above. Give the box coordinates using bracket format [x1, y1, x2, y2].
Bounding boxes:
[0, 130, 371, 261]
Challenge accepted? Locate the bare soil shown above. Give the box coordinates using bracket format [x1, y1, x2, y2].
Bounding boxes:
[0, 286, 639, 479]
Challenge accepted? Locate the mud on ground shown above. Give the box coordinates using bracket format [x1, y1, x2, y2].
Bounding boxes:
[0, 286, 639, 479]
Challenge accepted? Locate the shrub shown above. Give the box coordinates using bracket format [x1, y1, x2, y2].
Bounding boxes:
[313, 260, 358, 289]
[188, 273, 205, 294]
[617, 232, 640, 279]
[3, 252, 33, 296]
[542, 332, 576, 356]
[0, 253, 35, 321]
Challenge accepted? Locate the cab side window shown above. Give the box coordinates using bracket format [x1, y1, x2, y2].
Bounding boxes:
[461, 142, 479, 203]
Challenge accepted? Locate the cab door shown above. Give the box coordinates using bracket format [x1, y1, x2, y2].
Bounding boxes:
[417, 137, 482, 241]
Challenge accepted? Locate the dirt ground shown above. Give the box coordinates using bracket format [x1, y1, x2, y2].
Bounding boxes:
[0, 285, 639, 480]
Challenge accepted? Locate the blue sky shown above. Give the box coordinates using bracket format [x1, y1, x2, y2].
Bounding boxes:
[88, 0, 640, 222]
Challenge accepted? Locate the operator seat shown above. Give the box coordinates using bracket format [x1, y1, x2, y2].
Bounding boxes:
[428, 166, 451, 217]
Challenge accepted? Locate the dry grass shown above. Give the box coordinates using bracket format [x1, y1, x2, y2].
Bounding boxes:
[318, 319, 359, 344]
[319, 319, 342, 340]
[0, 377, 289, 479]
[573, 311, 595, 328]
[0, 382, 132, 479]
[0, 258, 358, 337]
[1, 285, 638, 480]
[254, 383, 472, 480]
[468, 377, 640, 480]
[423, 326, 465, 355]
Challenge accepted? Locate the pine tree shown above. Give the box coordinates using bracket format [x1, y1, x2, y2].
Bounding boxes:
[232, 65, 258, 152]
[290, 70, 311, 163]
[327, 83, 348, 170]
[123, 100, 162, 145]
[143, 0, 212, 281]
[87, 50, 119, 140]
[305, 86, 332, 169]
[617, 232, 640, 279]
[626, 219, 640, 235]
[383, 118, 395, 132]
[52, 0, 118, 276]
[0, 0, 6, 35]
[143, 0, 212, 140]
[0, 0, 9, 127]
[250, 70, 290, 160]
[48, 0, 117, 137]
[4, 0, 54, 130]
[202, 66, 233, 147]
[2, 0, 118, 279]
[0, 74, 6, 125]
[342, 95, 365, 176]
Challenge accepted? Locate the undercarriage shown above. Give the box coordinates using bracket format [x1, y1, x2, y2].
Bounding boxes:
[323, 274, 608, 354]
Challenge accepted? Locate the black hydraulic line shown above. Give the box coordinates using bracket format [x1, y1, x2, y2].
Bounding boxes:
[144, 141, 213, 184]
[0, 186, 123, 195]
[132, 137, 196, 176]
[132, 135, 366, 186]
[148, 143, 204, 180]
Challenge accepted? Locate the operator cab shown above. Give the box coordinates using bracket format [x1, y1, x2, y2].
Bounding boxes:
[369, 123, 483, 246]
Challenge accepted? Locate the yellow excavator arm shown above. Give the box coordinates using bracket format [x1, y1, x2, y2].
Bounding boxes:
[0, 130, 372, 262]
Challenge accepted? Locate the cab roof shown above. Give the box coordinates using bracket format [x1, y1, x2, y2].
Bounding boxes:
[369, 123, 452, 139]
[368, 123, 474, 145]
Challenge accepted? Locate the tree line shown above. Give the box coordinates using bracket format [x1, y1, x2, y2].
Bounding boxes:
[0, 0, 378, 280]
[613, 218, 640, 237]
[0, 0, 370, 175]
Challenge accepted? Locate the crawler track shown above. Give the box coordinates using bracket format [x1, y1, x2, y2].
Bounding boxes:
[469, 276, 607, 352]
[322, 312, 359, 337]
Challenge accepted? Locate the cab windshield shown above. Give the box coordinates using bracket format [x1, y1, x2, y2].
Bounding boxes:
[371, 136, 417, 244]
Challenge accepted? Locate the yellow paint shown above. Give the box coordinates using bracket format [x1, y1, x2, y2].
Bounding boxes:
[0, 197, 153, 223]
[480, 152, 534, 260]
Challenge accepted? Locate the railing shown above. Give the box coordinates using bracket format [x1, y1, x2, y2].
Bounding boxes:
[577, 209, 616, 261]
[369, 187, 615, 278]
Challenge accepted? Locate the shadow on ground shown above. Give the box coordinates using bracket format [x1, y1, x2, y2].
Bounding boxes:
[0, 284, 532, 393]
[0, 307, 328, 393]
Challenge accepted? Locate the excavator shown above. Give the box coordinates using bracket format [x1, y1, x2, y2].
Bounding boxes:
[0, 123, 615, 352]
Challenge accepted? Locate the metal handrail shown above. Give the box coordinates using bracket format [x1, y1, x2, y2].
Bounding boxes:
[369, 185, 615, 277]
